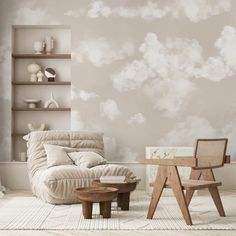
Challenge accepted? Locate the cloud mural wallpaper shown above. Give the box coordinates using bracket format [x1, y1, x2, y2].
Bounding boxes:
[0, 0, 236, 162]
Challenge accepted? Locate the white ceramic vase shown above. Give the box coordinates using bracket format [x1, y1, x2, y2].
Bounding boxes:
[33, 41, 45, 54]
[45, 36, 54, 54]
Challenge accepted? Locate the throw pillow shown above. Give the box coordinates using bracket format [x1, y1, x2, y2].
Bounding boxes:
[44, 144, 74, 168]
[68, 151, 107, 168]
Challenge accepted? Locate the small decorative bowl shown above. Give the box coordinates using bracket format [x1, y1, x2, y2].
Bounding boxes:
[24, 99, 41, 109]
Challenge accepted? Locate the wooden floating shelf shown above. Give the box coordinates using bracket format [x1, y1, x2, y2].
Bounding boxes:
[12, 53, 71, 59]
[12, 81, 71, 85]
[12, 108, 71, 111]
[12, 133, 27, 137]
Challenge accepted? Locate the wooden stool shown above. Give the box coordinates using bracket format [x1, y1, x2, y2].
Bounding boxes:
[92, 179, 138, 211]
[75, 187, 118, 219]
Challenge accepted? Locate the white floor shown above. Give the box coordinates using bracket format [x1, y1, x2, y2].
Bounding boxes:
[0, 190, 235, 236]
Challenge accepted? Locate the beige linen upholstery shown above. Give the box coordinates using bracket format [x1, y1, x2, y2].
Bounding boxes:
[44, 144, 74, 168]
[68, 151, 107, 168]
[26, 130, 135, 204]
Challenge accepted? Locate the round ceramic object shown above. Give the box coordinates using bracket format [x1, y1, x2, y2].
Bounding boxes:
[24, 99, 41, 109]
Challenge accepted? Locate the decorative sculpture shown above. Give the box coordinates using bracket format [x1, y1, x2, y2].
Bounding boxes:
[27, 63, 41, 82]
[27, 123, 46, 132]
[44, 92, 59, 108]
[37, 71, 44, 82]
[45, 68, 56, 82]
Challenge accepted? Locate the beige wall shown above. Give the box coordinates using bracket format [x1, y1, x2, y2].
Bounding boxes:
[0, 0, 236, 162]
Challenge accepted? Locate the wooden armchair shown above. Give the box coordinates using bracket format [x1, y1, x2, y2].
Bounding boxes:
[139, 138, 229, 225]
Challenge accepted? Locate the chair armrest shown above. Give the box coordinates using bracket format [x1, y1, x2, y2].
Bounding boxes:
[224, 155, 230, 164]
[139, 157, 197, 167]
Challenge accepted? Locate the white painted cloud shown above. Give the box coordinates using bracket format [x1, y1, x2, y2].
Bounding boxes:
[73, 39, 134, 67]
[112, 27, 236, 114]
[103, 136, 118, 161]
[118, 147, 138, 162]
[112, 60, 152, 92]
[158, 116, 218, 146]
[128, 113, 146, 125]
[177, 0, 231, 22]
[71, 110, 85, 130]
[103, 136, 138, 161]
[100, 99, 121, 121]
[144, 78, 195, 114]
[64, 9, 86, 18]
[79, 90, 99, 101]
[140, 33, 203, 78]
[14, 7, 60, 24]
[215, 25, 236, 71]
[65, 0, 231, 22]
[195, 56, 231, 81]
[222, 120, 236, 160]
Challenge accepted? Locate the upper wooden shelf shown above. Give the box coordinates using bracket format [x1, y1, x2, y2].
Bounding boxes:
[12, 81, 71, 85]
[12, 54, 71, 59]
[12, 108, 71, 111]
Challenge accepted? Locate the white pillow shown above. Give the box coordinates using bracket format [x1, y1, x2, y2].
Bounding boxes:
[44, 144, 74, 168]
[68, 151, 107, 168]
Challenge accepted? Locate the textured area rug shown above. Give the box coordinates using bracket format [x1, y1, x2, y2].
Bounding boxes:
[0, 191, 235, 230]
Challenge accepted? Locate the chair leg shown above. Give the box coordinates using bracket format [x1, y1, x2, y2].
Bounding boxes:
[201, 169, 225, 216]
[147, 166, 167, 219]
[169, 166, 193, 225]
[208, 186, 226, 217]
[186, 169, 201, 206]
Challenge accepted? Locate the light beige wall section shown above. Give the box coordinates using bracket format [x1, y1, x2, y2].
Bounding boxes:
[0, 0, 236, 162]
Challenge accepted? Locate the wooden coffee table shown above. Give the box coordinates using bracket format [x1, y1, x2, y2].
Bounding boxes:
[92, 179, 138, 210]
[75, 187, 118, 219]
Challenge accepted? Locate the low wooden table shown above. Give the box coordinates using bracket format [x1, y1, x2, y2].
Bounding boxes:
[75, 187, 118, 219]
[92, 179, 137, 210]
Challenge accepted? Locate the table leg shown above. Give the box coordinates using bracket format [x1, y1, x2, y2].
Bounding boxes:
[100, 201, 111, 218]
[147, 166, 168, 219]
[117, 192, 130, 210]
[169, 166, 192, 225]
[82, 201, 93, 219]
[99, 202, 104, 215]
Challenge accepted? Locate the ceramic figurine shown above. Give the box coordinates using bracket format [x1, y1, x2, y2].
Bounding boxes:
[44, 92, 59, 108]
[45, 67, 56, 82]
[37, 71, 44, 82]
[27, 63, 41, 82]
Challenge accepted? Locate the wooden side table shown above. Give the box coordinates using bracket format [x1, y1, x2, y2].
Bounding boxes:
[92, 179, 138, 211]
[75, 187, 118, 219]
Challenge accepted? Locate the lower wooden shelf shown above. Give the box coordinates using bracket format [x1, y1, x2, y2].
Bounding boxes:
[12, 108, 71, 111]
[12, 133, 27, 137]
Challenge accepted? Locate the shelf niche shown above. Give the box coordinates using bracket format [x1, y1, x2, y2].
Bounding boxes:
[11, 25, 71, 162]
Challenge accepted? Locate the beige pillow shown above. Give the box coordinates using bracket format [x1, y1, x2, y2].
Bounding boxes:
[68, 151, 107, 168]
[44, 144, 74, 168]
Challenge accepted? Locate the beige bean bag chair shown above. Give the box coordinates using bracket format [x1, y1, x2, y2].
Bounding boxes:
[25, 130, 135, 204]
